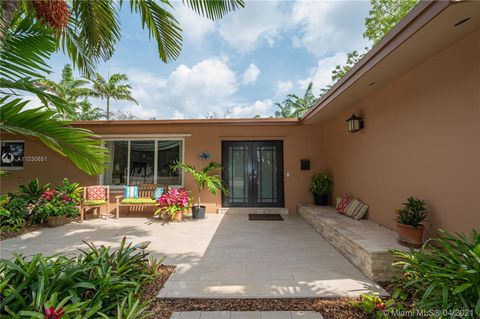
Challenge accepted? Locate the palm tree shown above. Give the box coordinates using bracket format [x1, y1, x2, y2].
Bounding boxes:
[37, 64, 93, 119]
[75, 99, 104, 120]
[0, 0, 243, 175]
[1, 0, 245, 75]
[87, 73, 138, 120]
[274, 82, 317, 118]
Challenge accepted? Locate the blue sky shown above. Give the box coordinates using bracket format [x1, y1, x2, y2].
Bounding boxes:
[48, 0, 372, 119]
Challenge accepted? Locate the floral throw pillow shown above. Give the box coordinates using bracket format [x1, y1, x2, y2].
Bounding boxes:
[87, 186, 106, 200]
[336, 194, 353, 214]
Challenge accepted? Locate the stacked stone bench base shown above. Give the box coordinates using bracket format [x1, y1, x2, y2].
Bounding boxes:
[297, 204, 408, 282]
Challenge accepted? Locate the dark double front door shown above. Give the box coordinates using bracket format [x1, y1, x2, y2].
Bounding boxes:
[222, 141, 284, 207]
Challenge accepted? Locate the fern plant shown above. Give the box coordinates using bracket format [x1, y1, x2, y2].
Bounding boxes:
[171, 161, 228, 207]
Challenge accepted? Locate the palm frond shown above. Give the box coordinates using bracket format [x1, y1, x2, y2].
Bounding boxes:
[182, 0, 245, 20]
[0, 12, 55, 81]
[0, 97, 109, 175]
[61, 0, 120, 75]
[128, 0, 182, 63]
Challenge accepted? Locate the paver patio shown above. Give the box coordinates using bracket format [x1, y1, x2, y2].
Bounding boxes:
[0, 212, 386, 298]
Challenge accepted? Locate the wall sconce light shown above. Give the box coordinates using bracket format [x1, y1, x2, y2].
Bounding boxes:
[346, 113, 363, 133]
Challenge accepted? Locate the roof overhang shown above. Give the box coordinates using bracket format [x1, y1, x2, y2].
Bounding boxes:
[72, 117, 301, 127]
[301, 0, 480, 124]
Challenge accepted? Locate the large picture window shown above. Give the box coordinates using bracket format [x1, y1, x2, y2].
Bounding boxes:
[103, 139, 183, 187]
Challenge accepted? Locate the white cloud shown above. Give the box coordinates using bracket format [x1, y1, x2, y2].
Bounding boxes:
[242, 64, 260, 85]
[275, 80, 294, 97]
[291, 0, 370, 57]
[217, 1, 287, 53]
[174, 4, 215, 44]
[119, 58, 240, 118]
[230, 99, 273, 118]
[300, 52, 347, 95]
[172, 111, 185, 119]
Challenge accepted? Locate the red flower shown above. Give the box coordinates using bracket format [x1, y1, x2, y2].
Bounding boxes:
[45, 306, 64, 319]
[374, 303, 386, 310]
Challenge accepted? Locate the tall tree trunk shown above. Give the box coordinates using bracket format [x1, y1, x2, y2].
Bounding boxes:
[106, 97, 110, 120]
[0, 0, 19, 49]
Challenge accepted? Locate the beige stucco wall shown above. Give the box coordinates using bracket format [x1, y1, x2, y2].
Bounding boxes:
[1, 124, 323, 214]
[319, 32, 480, 234]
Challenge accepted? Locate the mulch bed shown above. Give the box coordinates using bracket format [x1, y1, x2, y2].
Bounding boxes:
[0, 223, 47, 241]
[142, 266, 367, 319]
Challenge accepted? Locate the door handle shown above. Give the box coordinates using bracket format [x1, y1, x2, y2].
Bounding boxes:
[251, 169, 257, 180]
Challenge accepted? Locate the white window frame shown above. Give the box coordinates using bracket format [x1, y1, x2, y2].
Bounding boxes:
[99, 135, 187, 188]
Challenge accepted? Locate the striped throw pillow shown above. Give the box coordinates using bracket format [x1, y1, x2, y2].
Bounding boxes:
[344, 199, 369, 220]
[123, 186, 139, 199]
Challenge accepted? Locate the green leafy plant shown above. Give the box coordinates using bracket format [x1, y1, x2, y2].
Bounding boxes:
[309, 171, 333, 195]
[391, 229, 480, 316]
[55, 178, 83, 204]
[0, 237, 160, 317]
[0, 195, 28, 231]
[17, 178, 50, 203]
[352, 290, 407, 319]
[172, 161, 228, 207]
[396, 196, 427, 227]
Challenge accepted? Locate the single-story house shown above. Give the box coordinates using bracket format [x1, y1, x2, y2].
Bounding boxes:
[2, 0, 479, 235]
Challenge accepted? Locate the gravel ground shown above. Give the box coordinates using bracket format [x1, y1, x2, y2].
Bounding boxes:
[142, 266, 368, 319]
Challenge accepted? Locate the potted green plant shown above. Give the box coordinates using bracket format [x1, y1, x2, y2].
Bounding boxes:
[35, 189, 79, 227]
[396, 196, 428, 247]
[309, 171, 333, 206]
[172, 161, 228, 219]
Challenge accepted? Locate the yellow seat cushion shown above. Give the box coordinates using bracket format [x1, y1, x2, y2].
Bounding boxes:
[121, 198, 157, 205]
[83, 199, 107, 206]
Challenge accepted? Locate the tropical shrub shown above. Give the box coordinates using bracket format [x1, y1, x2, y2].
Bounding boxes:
[171, 161, 227, 207]
[391, 229, 480, 317]
[155, 188, 190, 221]
[34, 189, 79, 223]
[0, 238, 158, 318]
[0, 195, 28, 231]
[55, 178, 83, 204]
[395, 196, 427, 226]
[309, 171, 333, 195]
[17, 178, 50, 203]
[352, 290, 408, 319]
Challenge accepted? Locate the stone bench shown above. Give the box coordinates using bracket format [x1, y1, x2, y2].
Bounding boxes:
[297, 204, 408, 282]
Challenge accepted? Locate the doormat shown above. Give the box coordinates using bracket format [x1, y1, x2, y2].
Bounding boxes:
[248, 214, 283, 221]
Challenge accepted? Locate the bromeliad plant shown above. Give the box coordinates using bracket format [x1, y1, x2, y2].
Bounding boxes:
[155, 188, 190, 221]
[0, 237, 159, 318]
[396, 196, 427, 227]
[391, 229, 480, 317]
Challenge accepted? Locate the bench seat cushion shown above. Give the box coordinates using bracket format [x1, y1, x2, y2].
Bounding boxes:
[121, 198, 157, 205]
[83, 199, 107, 206]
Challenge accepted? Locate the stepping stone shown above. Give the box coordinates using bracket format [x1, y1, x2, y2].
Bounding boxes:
[170, 311, 323, 319]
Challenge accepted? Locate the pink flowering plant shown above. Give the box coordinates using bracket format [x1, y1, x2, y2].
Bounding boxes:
[34, 189, 79, 223]
[155, 188, 190, 221]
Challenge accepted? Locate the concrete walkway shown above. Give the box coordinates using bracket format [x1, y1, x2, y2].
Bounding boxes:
[0, 212, 386, 298]
[171, 311, 323, 318]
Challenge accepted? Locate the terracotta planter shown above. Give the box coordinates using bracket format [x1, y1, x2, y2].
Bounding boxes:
[172, 210, 184, 222]
[48, 215, 66, 227]
[397, 223, 424, 247]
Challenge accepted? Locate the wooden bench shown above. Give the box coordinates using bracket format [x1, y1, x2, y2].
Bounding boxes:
[115, 184, 167, 218]
[297, 204, 409, 282]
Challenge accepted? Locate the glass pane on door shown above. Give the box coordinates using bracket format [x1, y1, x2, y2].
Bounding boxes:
[226, 144, 250, 204]
[256, 145, 277, 203]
